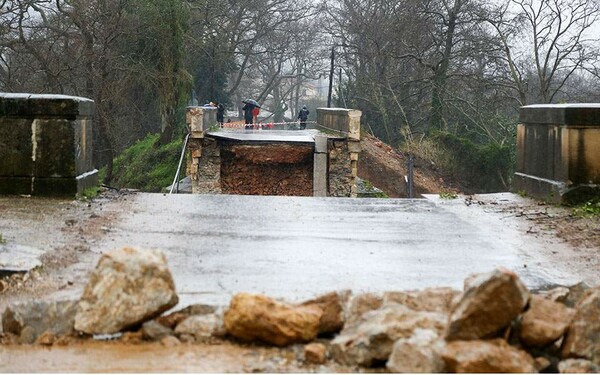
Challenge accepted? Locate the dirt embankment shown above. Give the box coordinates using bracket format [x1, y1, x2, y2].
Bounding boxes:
[358, 133, 460, 197]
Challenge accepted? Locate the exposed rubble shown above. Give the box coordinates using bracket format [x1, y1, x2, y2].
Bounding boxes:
[1, 248, 599, 373]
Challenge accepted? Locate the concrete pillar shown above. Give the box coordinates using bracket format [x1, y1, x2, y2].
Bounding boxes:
[313, 135, 328, 197]
[0, 93, 97, 196]
[514, 104, 600, 203]
[186, 106, 219, 193]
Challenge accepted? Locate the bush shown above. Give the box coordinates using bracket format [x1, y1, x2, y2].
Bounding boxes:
[111, 133, 184, 192]
[431, 132, 514, 193]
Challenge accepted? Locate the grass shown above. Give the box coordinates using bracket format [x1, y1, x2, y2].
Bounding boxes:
[0, 233, 5, 244]
[111, 133, 184, 192]
[572, 199, 600, 218]
[439, 191, 459, 199]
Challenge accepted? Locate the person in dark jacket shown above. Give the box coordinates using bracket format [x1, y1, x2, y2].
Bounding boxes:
[297, 105, 309, 130]
[242, 103, 254, 129]
[216, 103, 225, 128]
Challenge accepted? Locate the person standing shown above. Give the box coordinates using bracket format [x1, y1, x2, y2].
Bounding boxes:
[242, 103, 254, 129]
[216, 103, 225, 128]
[297, 105, 309, 130]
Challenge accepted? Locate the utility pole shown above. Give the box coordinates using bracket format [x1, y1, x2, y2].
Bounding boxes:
[327, 46, 334, 108]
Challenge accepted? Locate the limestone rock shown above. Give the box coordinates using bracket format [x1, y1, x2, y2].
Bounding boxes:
[331, 304, 447, 367]
[160, 335, 181, 347]
[141, 320, 173, 341]
[562, 287, 600, 365]
[174, 314, 221, 341]
[344, 292, 383, 325]
[386, 328, 445, 373]
[35, 331, 56, 346]
[442, 339, 537, 373]
[538, 287, 570, 303]
[384, 287, 461, 314]
[74, 247, 178, 334]
[301, 291, 348, 335]
[2, 300, 77, 342]
[564, 282, 591, 308]
[224, 293, 322, 346]
[558, 359, 599, 373]
[304, 343, 327, 364]
[520, 295, 574, 347]
[534, 357, 552, 372]
[446, 268, 530, 340]
[157, 312, 189, 329]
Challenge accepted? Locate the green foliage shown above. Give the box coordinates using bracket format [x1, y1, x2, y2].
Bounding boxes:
[79, 186, 100, 200]
[111, 133, 184, 192]
[572, 199, 600, 218]
[439, 192, 458, 199]
[0, 233, 6, 244]
[358, 180, 389, 198]
[432, 132, 514, 193]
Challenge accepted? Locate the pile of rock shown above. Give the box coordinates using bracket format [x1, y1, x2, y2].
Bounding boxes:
[1, 248, 599, 373]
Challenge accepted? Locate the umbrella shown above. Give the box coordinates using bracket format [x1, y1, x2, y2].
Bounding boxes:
[242, 99, 261, 108]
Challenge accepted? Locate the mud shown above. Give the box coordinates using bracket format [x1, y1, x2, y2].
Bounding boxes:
[0, 340, 359, 373]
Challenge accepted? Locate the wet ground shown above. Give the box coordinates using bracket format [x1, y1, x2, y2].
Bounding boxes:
[0, 191, 598, 371]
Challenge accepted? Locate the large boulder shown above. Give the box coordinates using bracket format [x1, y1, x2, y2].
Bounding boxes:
[562, 287, 600, 365]
[74, 247, 178, 334]
[442, 339, 537, 373]
[386, 328, 445, 373]
[520, 295, 574, 347]
[2, 300, 77, 342]
[301, 291, 348, 335]
[330, 304, 447, 367]
[223, 293, 322, 346]
[446, 268, 530, 340]
[384, 287, 461, 315]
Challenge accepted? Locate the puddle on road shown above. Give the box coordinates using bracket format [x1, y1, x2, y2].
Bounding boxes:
[0, 341, 342, 373]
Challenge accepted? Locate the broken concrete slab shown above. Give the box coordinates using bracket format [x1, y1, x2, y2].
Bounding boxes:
[0, 243, 45, 274]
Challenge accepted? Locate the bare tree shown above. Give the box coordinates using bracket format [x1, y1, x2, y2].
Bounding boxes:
[485, 0, 600, 104]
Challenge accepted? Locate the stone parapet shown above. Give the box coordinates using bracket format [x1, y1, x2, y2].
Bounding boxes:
[186, 106, 218, 139]
[0, 93, 97, 196]
[514, 104, 600, 203]
[316, 108, 361, 141]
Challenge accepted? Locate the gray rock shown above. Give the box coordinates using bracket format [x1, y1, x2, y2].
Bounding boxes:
[2, 300, 77, 341]
[386, 329, 445, 373]
[174, 314, 220, 341]
[558, 359, 599, 373]
[331, 304, 447, 367]
[141, 320, 173, 341]
[446, 268, 530, 341]
[74, 247, 178, 334]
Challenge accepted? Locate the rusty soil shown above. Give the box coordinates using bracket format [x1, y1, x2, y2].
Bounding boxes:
[0, 189, 598, 372]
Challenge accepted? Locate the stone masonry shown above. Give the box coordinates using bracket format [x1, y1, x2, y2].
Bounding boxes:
[0, 93, 97, 196]
[514, 104, 600, 203]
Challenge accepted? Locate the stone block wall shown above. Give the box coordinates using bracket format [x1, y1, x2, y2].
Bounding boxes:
[0, 93, 97, 196]
[514, 104, 600, 203]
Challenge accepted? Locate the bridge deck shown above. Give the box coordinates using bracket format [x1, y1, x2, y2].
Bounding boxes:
[206, 128, 342, 143]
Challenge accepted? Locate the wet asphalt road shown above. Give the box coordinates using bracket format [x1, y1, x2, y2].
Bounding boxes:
[94, 193, 582, 307]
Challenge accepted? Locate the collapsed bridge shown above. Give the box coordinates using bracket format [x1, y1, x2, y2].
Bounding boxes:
[185, 107, 362, 197]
